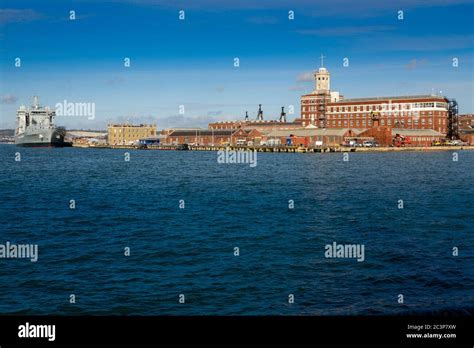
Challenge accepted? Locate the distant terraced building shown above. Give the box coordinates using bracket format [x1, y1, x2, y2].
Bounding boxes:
[107, 123, 157, 145]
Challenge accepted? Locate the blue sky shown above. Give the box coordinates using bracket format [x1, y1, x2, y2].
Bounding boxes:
[0, 0, 473, 129]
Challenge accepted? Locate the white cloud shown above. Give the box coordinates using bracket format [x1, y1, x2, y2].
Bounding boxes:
[289, 85, 307, 91]
[0, 9, 44, 25]
[295, 25, 395, 37]
[296, 72, 314, 82]
[0, 94, 18, 104]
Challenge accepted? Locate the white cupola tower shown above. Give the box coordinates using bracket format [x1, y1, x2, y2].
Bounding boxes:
[314, 54, 330, 92]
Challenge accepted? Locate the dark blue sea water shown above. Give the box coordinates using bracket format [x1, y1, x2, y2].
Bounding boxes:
[0, 144, 473, 315]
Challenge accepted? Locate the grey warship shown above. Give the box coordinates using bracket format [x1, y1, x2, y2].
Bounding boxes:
[15, 96, 72, 147]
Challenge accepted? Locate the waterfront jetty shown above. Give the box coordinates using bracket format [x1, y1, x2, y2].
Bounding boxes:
[75, 143, 474, 153]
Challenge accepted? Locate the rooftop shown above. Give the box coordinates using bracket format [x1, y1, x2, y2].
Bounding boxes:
[168, 129, 235, 136]
[340, 95, 447, 102]
[108, 123, 156, 127]
[391, 128, 444, 136]
[267, 128, 366, 137]
[211, 120, 295, 124]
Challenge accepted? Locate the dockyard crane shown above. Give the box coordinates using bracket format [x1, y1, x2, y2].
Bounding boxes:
[257, 104, 264, 121]
[447, 98, 460, 140]
[280, 106, 287, 122]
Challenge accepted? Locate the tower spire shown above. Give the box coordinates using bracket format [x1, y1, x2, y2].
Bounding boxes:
[320, 54, 325, 68]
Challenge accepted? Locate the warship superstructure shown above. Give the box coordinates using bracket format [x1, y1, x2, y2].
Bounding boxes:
[15, 96, 71, 147]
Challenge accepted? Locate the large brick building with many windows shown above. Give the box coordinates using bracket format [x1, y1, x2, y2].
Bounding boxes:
[300, 66, 450, 134]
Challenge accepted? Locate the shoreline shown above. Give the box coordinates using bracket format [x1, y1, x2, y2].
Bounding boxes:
[71, 143, 474, 153]
[2, 142, 473, 153]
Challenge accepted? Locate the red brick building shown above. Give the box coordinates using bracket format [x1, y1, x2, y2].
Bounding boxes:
[266, 128, 364, 147]
[208, 119, 301, 131]
[458, 115, 474, 144]
[301, 66, 450, 134]
[164, 129, 233, 145]
[163, 128, 265, 146]
[391, 129, 444, 147]
[460, 131, 474, 145]
[358, 127, 444, 147]
[459, 114, 474, 130]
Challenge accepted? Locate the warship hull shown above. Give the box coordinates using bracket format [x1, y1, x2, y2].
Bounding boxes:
[15, 128, 72, 147]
